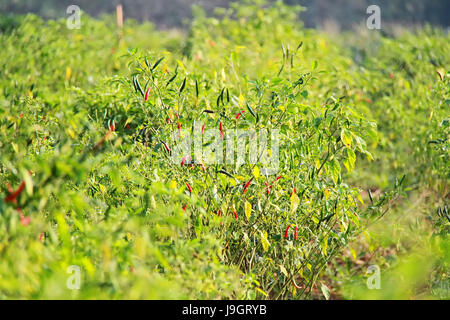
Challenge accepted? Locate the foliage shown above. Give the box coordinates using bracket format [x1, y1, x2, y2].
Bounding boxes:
[0, 1, 448, 300]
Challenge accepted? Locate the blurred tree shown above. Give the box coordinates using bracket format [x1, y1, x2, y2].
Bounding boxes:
[0, 0, 449, 29]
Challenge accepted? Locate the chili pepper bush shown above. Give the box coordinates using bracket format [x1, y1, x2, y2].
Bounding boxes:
[0, 1, 448, 299]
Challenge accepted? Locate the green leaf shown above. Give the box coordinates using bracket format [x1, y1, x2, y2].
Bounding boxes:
[344, 147, 356, 172]
[23, 170, 33, 196]
[330, 158, 341, 184]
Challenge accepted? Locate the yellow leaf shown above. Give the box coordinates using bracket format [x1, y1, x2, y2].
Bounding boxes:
[350, 247, 357, 260]
[315, 158, 321, 169]
[256, 287, 268, 297]
[239, 94, 245, 107]
[176, 60, 186, 72]
[279, 264, 288, 277]
[253, 166, 260, 179]
[290, 193, 300, 212]
[356, 192, 364, 205]
[322, 235, 328, 256]
[245, 200, 252, 220]
[67, 128, 75, 139]
[66, 67, 72, 80]
[341, 129, 352, 147]
[261, 231, 270, 252]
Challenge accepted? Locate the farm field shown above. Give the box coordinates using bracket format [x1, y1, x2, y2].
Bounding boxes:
[0, 1, 448, 300]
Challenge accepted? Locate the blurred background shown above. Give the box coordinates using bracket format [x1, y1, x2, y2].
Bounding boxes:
[1, 0, 449, 30]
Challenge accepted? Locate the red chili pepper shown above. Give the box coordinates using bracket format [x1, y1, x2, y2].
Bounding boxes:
[290, 187, 296, 197]
[19, 112, 24, 118]
[186, 183, 192, 193]
[162, 141, 170, 153]
[264, 182, 271, 195]
[244, 178, 253, 190]
[390, 73, 394, 79]
[233, 209, 238, 220]
[292, 279, 302, 289]
[182, 204, 188, 211]
[39, 232, 44, 242]
[243, 178, 253, 194]
[201, 124, 205, 134]
[219, 121, 223, 140]
[21, 216, 31, 226]
[4, 181, 25, 203]
[181, 157, 186, 166]
[284, 225, 291, 239]
[109, 123, 115, 132]
[275, 176, 282, 181]
[200, 163, 206, 172]
[144, 87, 150, 101]
[294, 226, 298, 240]
[18, 208, 30, 226]
[178, 122, 181, 131]
[217, 210, 221, 217]
[236, 110, 245, 120]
